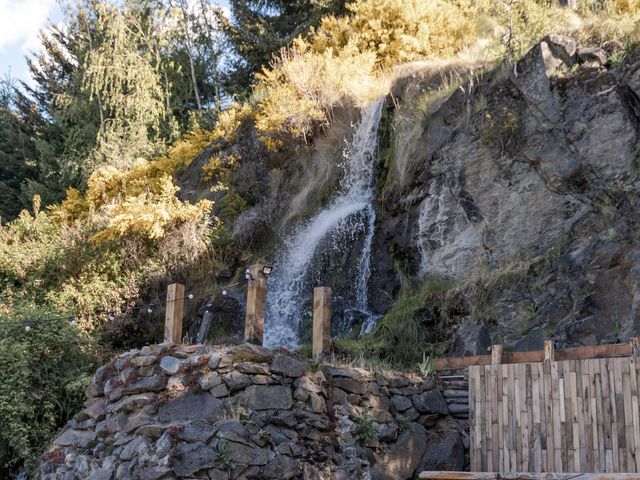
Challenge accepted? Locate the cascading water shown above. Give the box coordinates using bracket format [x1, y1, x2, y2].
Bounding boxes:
[264, 99, 385, 348]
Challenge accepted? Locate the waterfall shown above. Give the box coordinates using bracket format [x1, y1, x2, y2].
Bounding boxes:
[264, 99, 385, 348]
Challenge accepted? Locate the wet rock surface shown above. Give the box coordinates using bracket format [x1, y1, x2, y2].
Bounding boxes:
[40, 343, 469, 479]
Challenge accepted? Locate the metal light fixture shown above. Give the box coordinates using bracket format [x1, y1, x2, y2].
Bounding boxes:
[147, 305, 154, 314]
[221, 289, 227, 296]
[188, 293, 194, 300]
[262, 266, 273, 276]
[69, 317, 77, 327]
[24, 324, 31, 332]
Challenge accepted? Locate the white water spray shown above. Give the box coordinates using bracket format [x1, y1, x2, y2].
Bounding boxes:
[264, 99, 385, 348]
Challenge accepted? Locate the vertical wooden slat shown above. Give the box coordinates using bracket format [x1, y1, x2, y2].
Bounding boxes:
[508, 364, 516, 472]
[514, 363, 522, 470]
[629, 355, 640, 471]
[584, 359, 594, 471]
[570, 362, 580, 472]
[594, 358, 605, 471]
[469, 365, 478, 471]
[591, 359, 600, 471]
[603, 358, 612, 468]
[482, 365, 490, 472]
[497, 363, 504, 472]
[525, 363, 534, 472]
[622, 359, 635, 470]
[502, 363, 509, 472]
[551, 361, 562, 471]
[614, 358, 627, 472]
[531, 362, 542, 472]
[491, 364, 499, 471]
[609, 358, 620, 472]
[577, 359, 587, 471]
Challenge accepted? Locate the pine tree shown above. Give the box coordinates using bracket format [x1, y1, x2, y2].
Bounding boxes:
[222, 0, 347, 95]
[0, 75, 36, 220]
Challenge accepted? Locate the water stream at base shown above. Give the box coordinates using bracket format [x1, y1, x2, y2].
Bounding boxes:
[264, 99, 385, 348]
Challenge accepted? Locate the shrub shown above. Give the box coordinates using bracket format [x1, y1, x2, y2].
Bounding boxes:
[312, 0, 475, 68]
[353, 410, 378, 444]
[0, 315, 99, 475]
[253, 39, 381, 148]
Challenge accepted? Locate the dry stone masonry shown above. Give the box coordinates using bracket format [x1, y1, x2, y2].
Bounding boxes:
[40, 343, 468, 479]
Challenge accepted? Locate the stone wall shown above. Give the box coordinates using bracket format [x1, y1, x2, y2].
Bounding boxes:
[40, 343, 468, 479]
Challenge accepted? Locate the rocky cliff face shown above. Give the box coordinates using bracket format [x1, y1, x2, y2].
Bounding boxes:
[40, 344, 468, 479]
[175, 36, 640, 353]
[369, 35, 640, 350]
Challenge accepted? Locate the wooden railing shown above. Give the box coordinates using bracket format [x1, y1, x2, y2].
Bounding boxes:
[434, 338, 640, 370]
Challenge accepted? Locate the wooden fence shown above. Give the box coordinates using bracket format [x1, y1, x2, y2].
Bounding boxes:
[470, 354, 640, 473]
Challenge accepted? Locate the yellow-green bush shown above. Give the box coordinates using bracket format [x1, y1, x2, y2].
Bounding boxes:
[312, 0, 476, 67]
[0, 126, 219, 332]
[253, 39, 381, 148]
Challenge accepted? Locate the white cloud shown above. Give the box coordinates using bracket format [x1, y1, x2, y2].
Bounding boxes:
[0, 0, 57, 55]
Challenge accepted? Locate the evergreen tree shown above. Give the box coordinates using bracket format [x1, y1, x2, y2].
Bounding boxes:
[0, 0, 247, 217]
[0, 75, 36, 220]
[222, 0, 347, 95]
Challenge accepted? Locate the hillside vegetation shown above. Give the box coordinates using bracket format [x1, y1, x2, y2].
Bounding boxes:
[0, 0, 639, 474]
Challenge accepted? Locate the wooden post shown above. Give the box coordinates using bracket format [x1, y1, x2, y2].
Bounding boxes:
[631, 337, 640, 357]
[491, 345, 503, 364]
[164, 283, 185, 344]
[244, 263, 267, 345]
[312, 287, 332, 359]
[544, 340, 555, 362]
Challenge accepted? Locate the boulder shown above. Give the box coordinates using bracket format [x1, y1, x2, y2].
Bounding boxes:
[578, 46, 607, 68]
[131, 355, 157, 367]
[159, 356, 182, 375]
[177, 420, 217, 443]
[172, 442, 218, 477]
[223, 370, 251, 392]
[230, 343, 274, 363]
[244, 385, 293, 410]
[158, 392, 224, 423]
[452, 319, 491, 356]
[371, 424, 427, 480]
[210, 383, 230, 397]
[54, 429, 97, 448]
[391, 395, 412, 412]
[332, 377, 366, 395]
[221, 439, 271, 466]
[235, 362, 269, 374]
[120, 375, 166, 395]
[198, 371, 223, 390]
[106, 393, 156, 414]
[271, 354, 307, 377]
[412, 389, 449, 415]
[417, 433, 465, 472]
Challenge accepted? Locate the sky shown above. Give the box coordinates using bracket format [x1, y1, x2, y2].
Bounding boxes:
[0, 0, 62, 85]
[0, 0, 231, 86]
